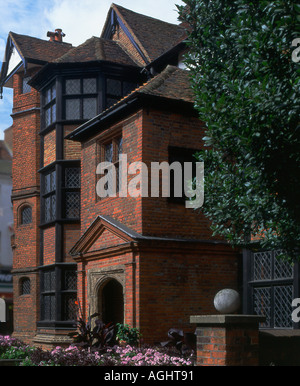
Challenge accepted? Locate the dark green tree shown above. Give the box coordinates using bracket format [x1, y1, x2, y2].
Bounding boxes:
[177, 0, 300, 260]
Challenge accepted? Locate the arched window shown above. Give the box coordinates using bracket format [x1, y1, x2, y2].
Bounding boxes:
[20, 278, 31, 295]
[21, 206, 32, 225]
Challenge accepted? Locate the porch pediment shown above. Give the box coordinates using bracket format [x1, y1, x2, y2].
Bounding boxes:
[69, 215, 141, 257]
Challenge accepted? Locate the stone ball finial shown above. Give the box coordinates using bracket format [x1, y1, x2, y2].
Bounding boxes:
[214, 289, 241, 314]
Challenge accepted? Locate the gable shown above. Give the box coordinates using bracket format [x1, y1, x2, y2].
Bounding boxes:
[0, 36, 24, 88]
[69, 215, 141, 257]
[87, 228, 128, 253]
[0, 32, 72, 89]
[101, 4, 186, 66]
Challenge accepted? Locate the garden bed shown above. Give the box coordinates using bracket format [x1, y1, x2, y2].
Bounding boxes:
[0, 335, 195, 366]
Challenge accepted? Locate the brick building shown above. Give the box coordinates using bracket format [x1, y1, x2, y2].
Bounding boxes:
[0, 4, 296, 349]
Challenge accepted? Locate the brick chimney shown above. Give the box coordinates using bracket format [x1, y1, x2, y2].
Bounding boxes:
[47, 29, 65, 42]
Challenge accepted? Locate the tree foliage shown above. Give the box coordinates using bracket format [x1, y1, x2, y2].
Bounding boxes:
[178, 0, 300, 260]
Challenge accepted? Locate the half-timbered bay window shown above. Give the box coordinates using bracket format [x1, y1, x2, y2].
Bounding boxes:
[243, 249, 300, 329]
[42, 169, 56, 223]
[40, 268, 56, 321]
[64, 78, 98, 121]
[40, 265, 77, 325]
[43, 82, 56, 128]
[63, 166, 81, 219]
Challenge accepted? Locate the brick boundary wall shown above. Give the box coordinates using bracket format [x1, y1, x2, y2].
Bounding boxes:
[190, 315, 265, 366]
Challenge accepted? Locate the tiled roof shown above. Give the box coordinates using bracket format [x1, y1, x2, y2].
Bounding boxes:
[9, 32, 73, 63]
[109, 4, 187, 63]
[135, 65, 194, 103]
[54, 36, 139, 67]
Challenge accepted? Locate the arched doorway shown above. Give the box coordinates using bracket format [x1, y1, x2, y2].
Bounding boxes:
[100, 279, 124, 324]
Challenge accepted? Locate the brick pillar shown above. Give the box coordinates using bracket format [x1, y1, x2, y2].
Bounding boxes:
[190, 315, 265, 366]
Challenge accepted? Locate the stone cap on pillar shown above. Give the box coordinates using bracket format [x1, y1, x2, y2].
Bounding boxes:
[190, 314, 266, 326]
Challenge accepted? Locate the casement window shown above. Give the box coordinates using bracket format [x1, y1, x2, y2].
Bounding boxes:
[244, 249, 300, 329]
[64, 78, 98, 121]
[106, 78, 136, 109]
[61, 268, 77, 321]
[98, 136, 123, 197]
[22, 76, 31, 94]
[40, 266, 77, 323]
[20, 277, 31, 295]
[40, 269, 56, 321]
[20, 206, 32, 225]
[63, 167, 81, 219]
[43, 82, 56, 128]
[42, 169, 56, 223]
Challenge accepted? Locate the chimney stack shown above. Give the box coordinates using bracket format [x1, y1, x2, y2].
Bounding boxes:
[47, 29, 65, 42]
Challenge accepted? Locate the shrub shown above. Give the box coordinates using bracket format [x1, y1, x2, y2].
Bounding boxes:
[116, 324, 141, 346]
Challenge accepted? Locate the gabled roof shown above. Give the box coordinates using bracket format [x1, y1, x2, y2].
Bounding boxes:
[69, 215, 141, 257]
[53, 36, 139, 67]
[66, 65, 195, 142]
[0, 31, 72, 88]
[102, 3, 187, 64]
[9, 32, 72, 64]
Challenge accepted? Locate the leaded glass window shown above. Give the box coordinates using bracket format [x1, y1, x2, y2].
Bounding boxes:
[65, 79, 81, 95]
[20, 278, 31, 295]
[83, 98, 97, 119]
[66, 99, 80, 120]
[40, 266, 77, 324]
[61, 269, 77, 321]
[22, 76, 31, 94]
[41, 269, 56, 321]
[43, 82, 56, 128]
[64, 78, 97, 121]
[65, 168, 80, 189]
[42, 169, 56, 223]
[65, 192, 80, 219]
[248, 249, 296, 329]
[21, 206, 32, 225]
[63, 166, 80, 219]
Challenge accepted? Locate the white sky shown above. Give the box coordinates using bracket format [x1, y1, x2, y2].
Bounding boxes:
[0, 0, 185, 139]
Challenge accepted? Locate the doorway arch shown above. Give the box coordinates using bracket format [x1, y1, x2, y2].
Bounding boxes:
[99, 279, 124, 324]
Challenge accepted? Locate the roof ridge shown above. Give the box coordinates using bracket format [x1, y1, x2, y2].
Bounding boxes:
[112, 4, 184, 27]
[9, 31, 73, 47]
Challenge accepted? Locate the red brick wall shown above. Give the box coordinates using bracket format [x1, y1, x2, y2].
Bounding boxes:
[43, 227, 56, 265]
[43, 130, 56, 166]
[80, 111, 143, 234]
[13, 272, 39, 341]
[11, 70, 41, 343]
[64, 224, 81, 262]
[138, 242, 239, 343]
[112, 24, 146, 66]
[141, 108, 215, 240]
[81, 106, 217, 241]
[88, 229, 127, 253]
[64, 125, 81, 160]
